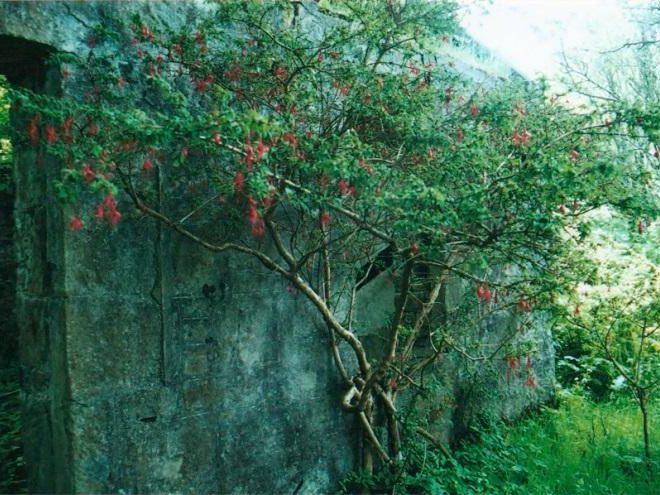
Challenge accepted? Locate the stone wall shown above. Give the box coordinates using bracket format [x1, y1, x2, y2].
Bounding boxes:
[0, 1, 553, 493]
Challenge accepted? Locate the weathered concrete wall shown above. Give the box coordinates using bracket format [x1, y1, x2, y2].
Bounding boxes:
[355, 268, 555, 446]
[1, 1, 554, 493]
[2, 1, 355, 493]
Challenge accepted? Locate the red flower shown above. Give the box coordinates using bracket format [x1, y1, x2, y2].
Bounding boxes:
[330, 51, 340, 60]
[143, 157, 153, 172]
[28, 115, 40, 146]
[558, 204, 567, 215]
[62, 116, 75, 142]
[320, 211, 331, 227]
[109, 209, 122, 226]
[104, 193, 117, 210]
[62, 69, 71, 80]
[247, 197, 259, 222]
[251, 217, 265, 237]
[117, 76, 126, 88]
[339, 85, 350, 96]
[233, 170, 245, 193]
[470, 104, 479, 117]
[282, 132, 298, 147]
[525, 376, 537, 388]
[517, 299, 532, 312]
[226, 65, 241, 81]
[273, 66, 287, 78]
[140, 25, 154, 42]
[245, 140, 254, 171]
[95, 203, 105, 220]
[181, 147, 189, 159]
[570, 149, 580, 161]
[212, 132, 222, 145]
[456, 128, 464, 142]
[476, 285, 492, 302]
[337, 179, 351, 195]
[388, 377, 399, 391]
[194, 79, 208, 93]
[88, 121, 98, 136]
[512, 130, 531, 146]
[256, 139, 269, 160]
[410, 242, 419, 255]
[82, 165, 95, 183]
[69, 216, 83, 231]
[46, 126, 57, 144]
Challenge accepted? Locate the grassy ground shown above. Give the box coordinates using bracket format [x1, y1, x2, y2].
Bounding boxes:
[501, 391, 659, 495]
[342, 390, 658, 494]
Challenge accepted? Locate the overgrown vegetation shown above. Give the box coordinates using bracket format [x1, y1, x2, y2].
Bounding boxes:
[343, 392, 658, 494]
[0, 372, 25, 494]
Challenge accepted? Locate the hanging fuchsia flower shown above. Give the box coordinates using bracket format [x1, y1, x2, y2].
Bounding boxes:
[338, 179, 351, 195]
[234, 170, 245, 193]
[46, 126, 58, 144]
[143, 157, 153, 172]
[212, 132, 222, 145]
[476, 284, 492, 302]
[251, 218, 265, 237]
[256, 139, 269, 160]
[470, 104, 479, 117]
[247, 197, 259, 222]
[245, 140, 254, 171]
[82, 165, 95, 183]
[69, 216, 83, 231]
[320, 211, 331, 228]
[95, 203, 105, 220]
[108, 209, 122, 225]
[512, 130, 531, 146]
[282, 132, 298, 147]
[28, 115, 40, 146]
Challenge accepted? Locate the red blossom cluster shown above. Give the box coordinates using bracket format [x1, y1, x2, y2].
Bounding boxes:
[247, 197, 265, 237]
[95, 194, 122, 225]
[511, 129, 531, 146]
[476, 284, 492, 302]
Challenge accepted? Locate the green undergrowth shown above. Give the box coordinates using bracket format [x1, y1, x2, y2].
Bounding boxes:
[342, 391, 658, 494]
[0, 370, 26, 494]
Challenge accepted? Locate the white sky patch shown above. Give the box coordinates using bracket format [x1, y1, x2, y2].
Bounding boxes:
[459, 0, 650, 79]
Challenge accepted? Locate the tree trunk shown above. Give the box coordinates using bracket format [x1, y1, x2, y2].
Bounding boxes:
[637, 389, 652, 469]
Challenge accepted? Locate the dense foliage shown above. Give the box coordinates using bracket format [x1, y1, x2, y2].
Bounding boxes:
[9, 0, 660, 489]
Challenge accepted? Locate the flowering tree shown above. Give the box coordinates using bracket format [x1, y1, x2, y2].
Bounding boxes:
[12, 0, 659, 482]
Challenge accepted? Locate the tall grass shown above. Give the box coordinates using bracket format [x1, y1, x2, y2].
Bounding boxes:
[504, 391, 658, 495]
[342, 390, 658, 494]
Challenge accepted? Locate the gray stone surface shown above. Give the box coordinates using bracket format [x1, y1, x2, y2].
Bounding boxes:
[1, 1, 554, 493]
